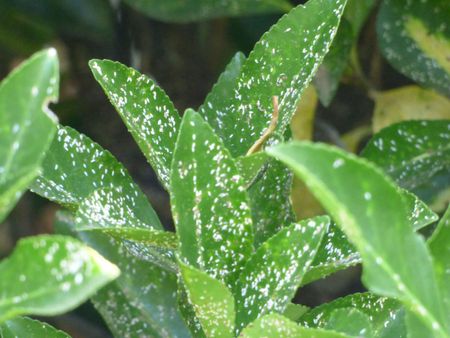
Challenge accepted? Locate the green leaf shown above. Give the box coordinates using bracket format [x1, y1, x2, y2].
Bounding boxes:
[0, 235, 119, 322]
[314, 19, 353, 107]
[344, 0, 375, 36]
[31, 125, 162, 230]
[402, 189, 438, 230]
[299, 293, 406, 338]
[361, 120, 450, 203]
[428, 204, 450, 330]
[199, 52, 246, 117]
[0, 48, 58, 222]
[248, 159, 296, 246]
[235, 152, 269, 187]
[302, 188, 436, 286]
[92, 283, 166, 337]
[324, 308, 372, 338]
[0, 316, 70, 338]
[90, 59, 180, 190]
[171, 109, 254, 287]
[267, 141, 448, 336]
[199, 0, 347, 157]
[377, 0, 450, 96]
[240, 313, 350, 338]
[282, 303, 309, 322]
[55, 212, 189, 338]
[122, 0, 292, 22]
[302, 222, 358, 286]
[78, 225, 177, 250]
[75, 191, 177, 272]
[179, 262, 235, 338]
[177, 277, 207, 338]
[234, 216, 329, 331]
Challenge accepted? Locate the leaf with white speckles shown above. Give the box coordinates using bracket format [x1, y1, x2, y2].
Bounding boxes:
[122, 0, 292, 22]
[401, 189, 438, 230]
[299, 293, 406, 338]
[428, 205, 450, 330]
[0, 49, 58, 223]
[248, 159, 296, 246]
[235, 152, 269, 187]
[302, 222, 359, 286]
[31, 125, 162, 230]
[199, 51, 246, 116]
[268, 141, 448, 335]
[361, 120, 450, 205]
[179, 262, 235, 338]
[171, 109, 254, 287]
[0, 235, 119, 322]
[90, 59, 181, 191]
[234, 216, 329, 331]
[377, 0, 450, 96]
[240, 313, 350, 338]
[0, 316, 70, 338]
[314, 18, 353, 107]
[302, 190, 436, 286]
[199, 0, 347, 157]
[54, 211, 190, 338]
[323, 308, 372, 338]
[177, 277, 207, 338]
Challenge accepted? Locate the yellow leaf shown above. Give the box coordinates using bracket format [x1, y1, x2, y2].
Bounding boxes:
[372, 85, 450, 132]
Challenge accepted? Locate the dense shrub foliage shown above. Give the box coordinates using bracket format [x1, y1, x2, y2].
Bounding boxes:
[0, 0, 449, 337]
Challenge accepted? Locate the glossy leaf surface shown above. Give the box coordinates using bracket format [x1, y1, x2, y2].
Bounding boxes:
[428, 205, 450, 327]
[180, 262, 235, 338]
[362, 120, 450, 201]
[0, 316, 70, 338]
[240, 313, 350, 338]
[171, 110, 253, 287]
[234, 216, 328, 331]
[199, 0, 347, 157]
[90, 59, 180, 190]
[268, 141, 448, 336]
[377, 0, 450, 96]
[0, 235, 119, 322]
[0, 49, 58, 222]
[31, 126, 162, 229]
[299, 293, 406, 338]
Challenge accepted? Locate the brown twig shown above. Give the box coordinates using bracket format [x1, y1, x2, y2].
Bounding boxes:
[246, 96, 279, 156]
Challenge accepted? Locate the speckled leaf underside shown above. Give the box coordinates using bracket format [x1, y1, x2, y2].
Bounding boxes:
[361, 120, 450, 204]
[122, 0, 292, 22]
[0, 49, 58, 222]
[268, 142, 449, 337]
[0, 235, 119, 323]
[90, 59, 181, 191]
[377, 0, 450, 96]
[199, 0, 347, 157]
[171, 110, 254, 287]
[234, 216, 329, 331]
